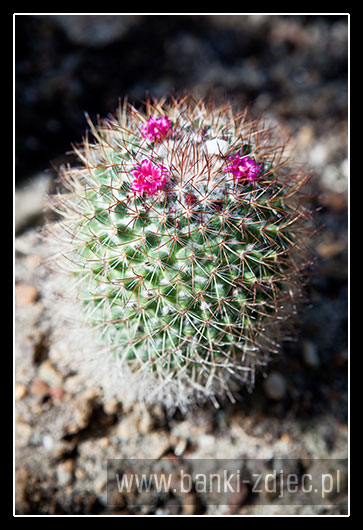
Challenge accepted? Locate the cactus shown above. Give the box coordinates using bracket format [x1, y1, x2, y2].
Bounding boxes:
[46, 94, 313, 409]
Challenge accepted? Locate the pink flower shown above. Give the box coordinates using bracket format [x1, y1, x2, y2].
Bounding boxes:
[140, 116, 173, 142]
[224, 154, 262, 182]
[130, 159, 168, 197]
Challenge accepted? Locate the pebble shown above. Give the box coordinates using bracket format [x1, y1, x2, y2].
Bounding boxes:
[309, 142, 328, 166]
[16, 421, 32, 447]
[138, 411, 154, 434]
[49, 386, 64, 400]
[302, 340, 320, 367]
[103, 396, 120, 415]
[94, 474, 107, 494]
[174, 437, 188, 457]
[316, 238, 345, 259]
[99, 436, 110, 448]
[66, 391, 97, 435]
[15, 173, 51, 233]
[15, 284, 38, 305]
[117, 415, 139, 439]
[15, 383, 27, 401]
[42, 434, 54, 451]
[197, 434, 215, 449]
[56, 459, 75, 487]
[75, 467, 87, 480]
[280, 432, 292, 444]
[263, 372, 287, 400]
[29, 378, 50, 398]
[38, 360, 63, 388]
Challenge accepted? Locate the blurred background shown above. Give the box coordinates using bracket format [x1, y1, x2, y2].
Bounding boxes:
[16, 14, 348, 184]
[15, 14, 349, 515]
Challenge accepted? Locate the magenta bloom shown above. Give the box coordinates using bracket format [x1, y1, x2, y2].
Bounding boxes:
[130, 159, 168, 197]
[141, 116, 173, 142]
[224, 154, 262, 183]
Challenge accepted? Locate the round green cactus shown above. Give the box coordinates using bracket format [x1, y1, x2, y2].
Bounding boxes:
[46, 94, 313, 409]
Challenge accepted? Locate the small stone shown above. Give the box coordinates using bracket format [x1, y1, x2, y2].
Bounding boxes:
[103, 396, 120, 415]
[139, 411, 154, 434]
[319, 190, 347, 212]
[117, 415, 139, 439]
[174, 438, 188, 457]
[94, 474, 107, 494]
[280, 432, 291, 444]
[263, 371, 287, 400]
[310, 143, 328, 166]
[66, 390, 97, 434]
[75, 467, 87, 480]
[42, 434, 54, 451]
[50, 439, 78, 459]
[49, 386, 64, 401]
[145, 432, 171, 459]
[16, 421, 32, 446]
[316, 231, 345, 259]
[62, 373, 85, 394]
[15, 383, 27, 401]
[38, 360, 63, 388]
[15, 284, 38, 305]
[56, 459, 74, 486]
[99, 436, 110, 448]
[15, 173, 51, 233]
[197, 434, 215, 449]
[302, 340, 320, 367]
[29, 378, 50, 398]
[295, 125, 314, 151]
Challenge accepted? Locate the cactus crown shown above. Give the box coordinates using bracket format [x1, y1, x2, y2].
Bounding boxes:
[47, 94, 313, 409]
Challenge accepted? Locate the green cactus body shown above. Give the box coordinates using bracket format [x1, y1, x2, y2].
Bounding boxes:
[48, 95, 312, 408]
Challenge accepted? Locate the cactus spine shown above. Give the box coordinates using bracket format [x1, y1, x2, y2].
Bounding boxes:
[46, 94, 312, 409]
